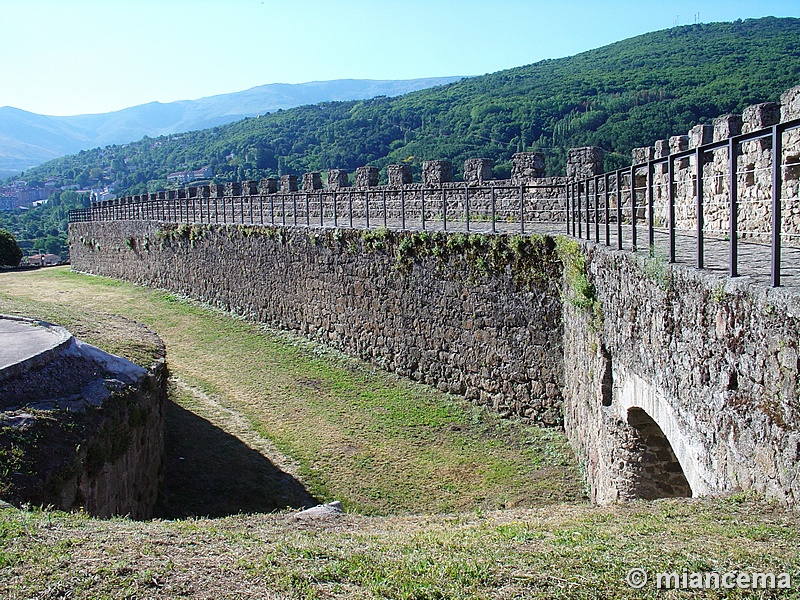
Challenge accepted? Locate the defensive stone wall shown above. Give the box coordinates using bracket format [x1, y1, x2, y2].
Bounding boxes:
[562, 239, 800, 504]
[0, 320, 167, 518]
[628, 85, 800, 244]
[69, 222, 565, 425]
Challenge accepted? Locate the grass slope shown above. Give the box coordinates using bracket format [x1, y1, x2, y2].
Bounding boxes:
[0, 267, 582, 515]
[1, 268, 799, 598]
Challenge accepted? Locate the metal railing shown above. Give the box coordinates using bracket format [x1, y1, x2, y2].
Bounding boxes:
[567, 117, 800, 287]
[69, 182, 567, 235]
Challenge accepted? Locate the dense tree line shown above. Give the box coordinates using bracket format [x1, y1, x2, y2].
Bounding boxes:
[3, 17, 800, 257]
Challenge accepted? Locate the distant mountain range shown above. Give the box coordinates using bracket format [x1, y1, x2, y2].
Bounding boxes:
[0, 77, 462, 177]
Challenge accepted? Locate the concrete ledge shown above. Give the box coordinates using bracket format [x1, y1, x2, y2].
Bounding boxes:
[0, 315, 74, 383]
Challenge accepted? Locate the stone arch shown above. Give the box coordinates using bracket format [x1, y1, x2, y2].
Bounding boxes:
[614, 365, 714, 497]
[626, 407, 692, 499]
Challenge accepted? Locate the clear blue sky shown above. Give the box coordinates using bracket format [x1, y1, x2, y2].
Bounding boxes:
[3, 0, 799, 116]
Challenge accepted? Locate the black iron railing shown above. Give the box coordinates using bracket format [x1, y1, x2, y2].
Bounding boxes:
[567, 118, 800, 287]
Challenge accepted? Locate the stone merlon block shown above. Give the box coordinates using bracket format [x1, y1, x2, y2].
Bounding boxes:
[212, 184, 226, 198]
[654, 140, 670, 159]
[387, 164, 413, 186]
[712, 114, 743, 142]
[260, 178, 278, 195]
[781, 85, 800, 122]
[243, 180, 259, 195]
[689, 124, 713, 149]
[742, 102, 780, 133]
[463, 158, 493, 184]
[422, 160, 453, 185]
[512, 152, 545, 182]
[632, 146, 655, 165]
[224, 182, 242, 197]
[280, 175, 298, 193]
[566, 147, 603, 179]
[355, 166, 379, 188]
[302, 172, 322, 192]
[669, 135, 689, 154]
[327, 169, 349, 190]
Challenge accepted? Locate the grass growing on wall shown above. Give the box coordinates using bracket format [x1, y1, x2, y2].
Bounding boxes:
[0, 267, 582, 516]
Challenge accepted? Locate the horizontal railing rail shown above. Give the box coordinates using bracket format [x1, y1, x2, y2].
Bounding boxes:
[69, 182, 568, 235]
[567, 117, 800, 287]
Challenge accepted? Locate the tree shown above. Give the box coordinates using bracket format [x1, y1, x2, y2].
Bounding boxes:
[0, 229, 23, 267]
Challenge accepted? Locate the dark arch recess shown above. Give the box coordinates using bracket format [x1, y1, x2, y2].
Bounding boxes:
[626, 407, 692, 500]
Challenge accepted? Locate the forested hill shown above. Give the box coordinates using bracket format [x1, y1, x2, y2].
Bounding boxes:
[12, 17, 800, 196]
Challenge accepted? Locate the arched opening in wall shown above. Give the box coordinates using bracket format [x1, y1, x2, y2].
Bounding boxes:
[626, 407, 692, 500]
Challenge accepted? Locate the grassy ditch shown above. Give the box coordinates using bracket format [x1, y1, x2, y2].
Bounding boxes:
[0, 267, 583, 516]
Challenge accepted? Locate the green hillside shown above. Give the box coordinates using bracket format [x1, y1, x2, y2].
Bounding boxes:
[3, 16, 800, 256]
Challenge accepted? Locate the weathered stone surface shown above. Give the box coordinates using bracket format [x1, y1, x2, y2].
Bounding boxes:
[742, 102, 780, 133]
[632, 146, 654, 165]
[327, 169, 349, 189]
[513, 152, 546, 182]
[688, 124, 713, 149]
[260, 178, 278, 195]
[355, 166, 379, 188]
[422, 161, 452, 185]
[566, 147, 603, 179]
[563, 239, 800, 506]
[712, 114, 743, 142]
[654, 140, 670, 159]
[302, 172, 322, 192]
[243, 180, 259, 195]
[224, 182, 242, 197]
[69, 223, 565, 426]
[781, 86, 800, 122]
[280, 175, 298, 193]
[387, 164, 413, 186]
[464, 158, 493, 184]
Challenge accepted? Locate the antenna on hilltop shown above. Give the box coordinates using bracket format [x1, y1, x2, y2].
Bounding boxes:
[673, 15, 680, 27]
[694, 12, 700, 24]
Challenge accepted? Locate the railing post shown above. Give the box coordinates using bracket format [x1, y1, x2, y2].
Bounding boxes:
[772, 124, 783, 287]
[696, 146, 704, 269]
[490, 185, 496, 233]
[616, 170, 622, 251]
[630, 165, 637, 251]
[365, 190, 369, 228]
[305, 193, 310, 227]
[520, 184, 525, 234]
[729, 138, 739, 277]
[585, 178, 590, 240]
[594, 176, 600, 243]
[401, 188, 406, 230]
[647, 162, 654, 249]
[421, 188, 426, 231]
[465, 185, 470, 232]
[382, 189, 387, 228]
[577, 181, 582, 238]
[668, 158, 676, 263]
[604, 173, 610, 246]
[282, 194, 286, 226]
[566, 183, 570, 235]
[319, 193, 324, 227]
[333, 191, 338, 227]
[442, 187, 447, 231]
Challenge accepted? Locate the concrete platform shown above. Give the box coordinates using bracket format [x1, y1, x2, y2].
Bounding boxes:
[0, 315, 73, 382]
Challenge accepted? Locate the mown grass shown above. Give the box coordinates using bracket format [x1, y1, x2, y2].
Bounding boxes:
[0, 267, 583, 515]
[1, 497, 799, 599]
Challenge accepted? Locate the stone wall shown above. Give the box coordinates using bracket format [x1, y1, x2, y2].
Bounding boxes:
[0, 327, 167, 519]
[69, 222, 565, 425]
[628, 85, 800, 244]
[562, 239, 800, 504]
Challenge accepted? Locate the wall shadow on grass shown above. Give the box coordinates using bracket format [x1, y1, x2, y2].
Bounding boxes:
[154, 400, 317, 519]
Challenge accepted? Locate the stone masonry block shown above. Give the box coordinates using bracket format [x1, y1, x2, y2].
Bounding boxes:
[742, 102, 780, 133]
[781, 86, 800, 122]
[242, 180, 259, 195]
[355, 166, 379, 188]
[566, 147, 603, 180]
[463, 158, 493, 184]
[212, 184, 226, 198]
[224, 182, 242, 197]
[632, 146, 655, 165]
[689, 124, 713, 149]
[387, 164, 413, 186]
[260, 178, 278, 195]
[327, 169, 349, 189]
[512, 152, 546, 182]
[422, 160, 453, 185]
[280, 175, 298, 193]
[302, 172, 322, 192]
[713, 114, 743, 142]
[654, 140, 670, 159]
